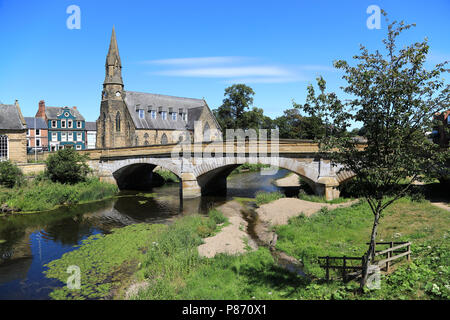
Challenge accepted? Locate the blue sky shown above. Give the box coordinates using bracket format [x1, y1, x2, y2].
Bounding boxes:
[0, 0, 449, 126]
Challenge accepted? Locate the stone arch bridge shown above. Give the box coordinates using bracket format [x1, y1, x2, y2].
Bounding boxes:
[81, 140, 356, 200]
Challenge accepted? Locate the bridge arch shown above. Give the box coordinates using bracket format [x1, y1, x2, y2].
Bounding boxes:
[192, 157, 320, 196]
[100, 158, 181, 191]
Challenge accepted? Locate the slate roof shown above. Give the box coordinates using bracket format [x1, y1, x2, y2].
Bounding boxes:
[85, 122, 97, 131]
[124, 91, 207, 130]
[25, 117, 47, 130]
[0, 104, 27, 130]
[45, 106, 85, 121]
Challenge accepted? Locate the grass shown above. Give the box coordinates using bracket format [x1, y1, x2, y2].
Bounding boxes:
[297, 193, 353, 204]
[43, 195, 450, 300]
[230, 163, 271, 175]
[254, 191, 285, 206]
[154, 169, 179, 183]
[44, 209, 229, 300]
[0, 177, 118, 213]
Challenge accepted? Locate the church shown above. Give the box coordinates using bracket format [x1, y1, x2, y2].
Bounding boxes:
[96, 27, 222, 149]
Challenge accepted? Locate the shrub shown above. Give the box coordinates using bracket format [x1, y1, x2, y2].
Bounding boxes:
[45, 148, 91, 184]
[0, 160, 24, 188]
[255, 191, 285, 206]
[208, 209, 227, 224]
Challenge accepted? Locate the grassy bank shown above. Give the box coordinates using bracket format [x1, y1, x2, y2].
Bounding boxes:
[44, 195, 449, 300]
[154, 169, 179, 183]
[230, 163, 271, 175]
[0, 178, 118, 213]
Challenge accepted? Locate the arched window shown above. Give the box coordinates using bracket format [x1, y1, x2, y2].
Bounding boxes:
[0, 135, 8, 161]
[116, 112, 121, 132]
[203, 122, 210, 142]
[161, 133, 168, 145]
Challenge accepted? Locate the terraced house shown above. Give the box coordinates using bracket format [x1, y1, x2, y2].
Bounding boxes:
[36, 100, 86, 151]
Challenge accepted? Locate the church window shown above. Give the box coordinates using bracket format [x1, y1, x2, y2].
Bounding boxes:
[151, 111, 156, 119]
[116, 112, 121, 132]
[161, 111, 167, 120]
[161, 133, 168, 145]
[139, 109, 145, 119]
[172, 112, 177, 121]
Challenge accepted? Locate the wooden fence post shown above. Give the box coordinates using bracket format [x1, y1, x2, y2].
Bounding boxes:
[325, 256, 330, 282]
[407, 243, 411, 261]
[386, 242, 393, 272]
[342, 256, 347, 282]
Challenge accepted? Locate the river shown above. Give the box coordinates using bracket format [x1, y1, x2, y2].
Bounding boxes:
[0, 169, 297, 300]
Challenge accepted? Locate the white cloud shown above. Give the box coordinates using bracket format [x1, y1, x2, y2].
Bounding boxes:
[143, 56, 249, 66]
[143, 56, 335, 84]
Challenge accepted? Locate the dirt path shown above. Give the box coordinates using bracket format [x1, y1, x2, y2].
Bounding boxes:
[197, 201, 258, 258]
[198, 197, 358, 258]
[273, 173, 300, 187]
[430, 201, 450, 211]
[256, 198, 358, 226]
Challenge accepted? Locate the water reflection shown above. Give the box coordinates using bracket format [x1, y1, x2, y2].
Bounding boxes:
[0, 169, 294, 299]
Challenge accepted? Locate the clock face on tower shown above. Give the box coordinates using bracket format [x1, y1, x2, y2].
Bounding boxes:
[116, 91, 121, 97]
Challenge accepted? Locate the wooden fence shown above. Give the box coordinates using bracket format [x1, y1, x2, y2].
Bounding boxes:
[318, 241, 411, 281]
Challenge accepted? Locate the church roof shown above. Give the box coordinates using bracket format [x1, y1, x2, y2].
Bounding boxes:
[124, 91, 207, 130]
[0, 103, 27, 130]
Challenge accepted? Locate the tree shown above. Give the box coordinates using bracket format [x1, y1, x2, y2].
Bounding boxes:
[0, 161, 23, 188]
[46, 148, 91, 184]
[297, 13, 449, 289]
[214, 84, 255, 131]
[274, 108, 326, 140]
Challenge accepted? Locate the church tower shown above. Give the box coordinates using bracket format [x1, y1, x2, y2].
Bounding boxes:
[96, 27, 134, 148]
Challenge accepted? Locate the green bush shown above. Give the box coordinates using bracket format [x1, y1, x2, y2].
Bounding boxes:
[208, 209, 227, 224]
[0, 160, 23, 188]
[255, 191, 285, 206]
[45, 148, 91, 184]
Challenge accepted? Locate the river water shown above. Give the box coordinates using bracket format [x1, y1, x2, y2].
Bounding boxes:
[0, 169, 296, 300]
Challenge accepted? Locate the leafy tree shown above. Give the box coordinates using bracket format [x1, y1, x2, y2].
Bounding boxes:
[274, 108, 326, 139]
[297, 13, 449, 289]
[214, 84, 275, 136]
[45, 148, 91, 184]
[0, 160, 23, 188]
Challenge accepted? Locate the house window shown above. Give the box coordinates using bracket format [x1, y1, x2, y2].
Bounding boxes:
[27, 129, 30, 136]
[27, 139, 30, 147]
[77, 121, 82, 128]
[36, 138, 41, 147]
[172, 112, 177, 121]
[0, 135, 8, 160]
[76, 145, 82, 150]
[68, 132, 73, 141]
[52, 120, 57, 128]
[139, 109, 145, 119]
[151, 110, 156, 119]
[61, 120, 66, 128]
[36, 129, 40, 136]
[161, 111, 167, 120]
[77, 132, 82, 141]
[52, 132, 58, 141]
[68, 120, 73, 128]
[61, 132, 67, 142]
[182, 113, 187, 121]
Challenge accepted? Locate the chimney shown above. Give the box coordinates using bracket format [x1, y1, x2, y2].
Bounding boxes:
[73, 106, 77, 110]
[36, 100, 46, 119]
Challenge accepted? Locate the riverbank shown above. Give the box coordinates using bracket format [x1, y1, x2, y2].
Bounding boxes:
[0, 178, 118, 214]
[43, 191, 449, 300]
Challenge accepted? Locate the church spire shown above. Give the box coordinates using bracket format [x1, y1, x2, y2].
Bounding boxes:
[104, 26, 123, 89]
